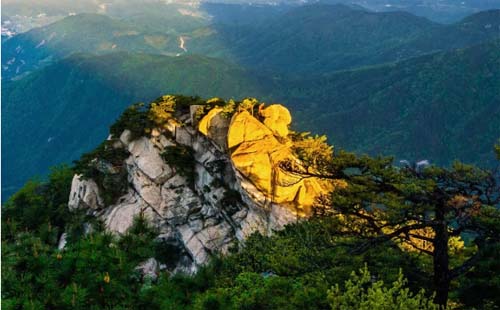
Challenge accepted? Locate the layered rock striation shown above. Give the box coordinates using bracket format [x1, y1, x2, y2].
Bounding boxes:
[69, 96, 331, 273]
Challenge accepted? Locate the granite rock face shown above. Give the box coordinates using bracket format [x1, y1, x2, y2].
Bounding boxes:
[198, 107, 230, 151]
[68, 176, 104, 211]
[227, 106, 331, 216]
[68, 103, 330, 273]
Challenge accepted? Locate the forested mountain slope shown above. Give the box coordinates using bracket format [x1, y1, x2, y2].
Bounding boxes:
[4, 39, 500, 199]
[202, 5, 500, 74]
[277, 40, 500, 166]
[3, 7, 499, 199]
[4, 6, 499, 79]
[1, 13, 197, 79]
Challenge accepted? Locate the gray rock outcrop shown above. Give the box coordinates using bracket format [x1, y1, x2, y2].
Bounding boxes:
[68, 109, 301, 274]
[135, 258, 160, 281]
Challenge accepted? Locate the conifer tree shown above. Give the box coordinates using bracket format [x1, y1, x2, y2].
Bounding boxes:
[282, 147, 500, 307]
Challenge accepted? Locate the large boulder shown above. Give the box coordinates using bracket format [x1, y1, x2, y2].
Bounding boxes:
[127, 137, 172, 182]
[68, 175, 104, 211]
[230, 137, 287, 195]
[227, 110, 275, 149]
[198, 107, 231, 151]
[227, 106, 330, 215]
[260, 104, 292, 138]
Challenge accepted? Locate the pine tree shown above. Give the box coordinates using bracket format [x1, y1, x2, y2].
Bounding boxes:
[282, 147, 500, 307]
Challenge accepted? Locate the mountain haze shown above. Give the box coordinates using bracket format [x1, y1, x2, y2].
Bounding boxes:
[2, 13, 191, 79]
[4, 6, 500, 80]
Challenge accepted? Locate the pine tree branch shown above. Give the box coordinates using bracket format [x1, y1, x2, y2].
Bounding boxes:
[407, 233, 434, 243]
[350, 222, 432, 254]
[400, 238, 434, 256]
[449, 251, 482, 279]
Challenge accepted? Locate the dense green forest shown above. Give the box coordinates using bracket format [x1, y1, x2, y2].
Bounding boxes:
[189, 5, 500, 74]
[278, 39, 500, 167]
[2, 99, 500, 309]
[3, 152, 499, 309]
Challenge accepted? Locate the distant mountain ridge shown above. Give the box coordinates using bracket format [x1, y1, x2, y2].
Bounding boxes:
[1, 13, 197, 79]
[210, 4, 500, 74]
[4, 5, 499, 79]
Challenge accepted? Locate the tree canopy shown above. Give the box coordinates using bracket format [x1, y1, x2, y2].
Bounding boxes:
[282, 146, 500, 307]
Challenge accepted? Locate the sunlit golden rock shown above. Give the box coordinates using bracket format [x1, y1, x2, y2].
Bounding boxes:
[227, 110, 274, 149]
[198, 107, 230, 150]
[226, 105, 331, 215]
[260, 104, 292, 138]
[198, 107, 222, 136]
[230, 136, 287, 196]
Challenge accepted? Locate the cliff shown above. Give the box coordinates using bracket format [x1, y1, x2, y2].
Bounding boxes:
[68, 95, 333, 273]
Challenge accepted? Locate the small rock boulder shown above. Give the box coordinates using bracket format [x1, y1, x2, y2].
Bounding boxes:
[198, 107, 231, 150]
[260, 104, 292, 138]
[68, 175, 104, 211]
[135, 258, 160, 281]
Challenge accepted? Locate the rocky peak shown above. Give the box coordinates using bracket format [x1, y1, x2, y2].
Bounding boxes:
[68, 95, 332, 273]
